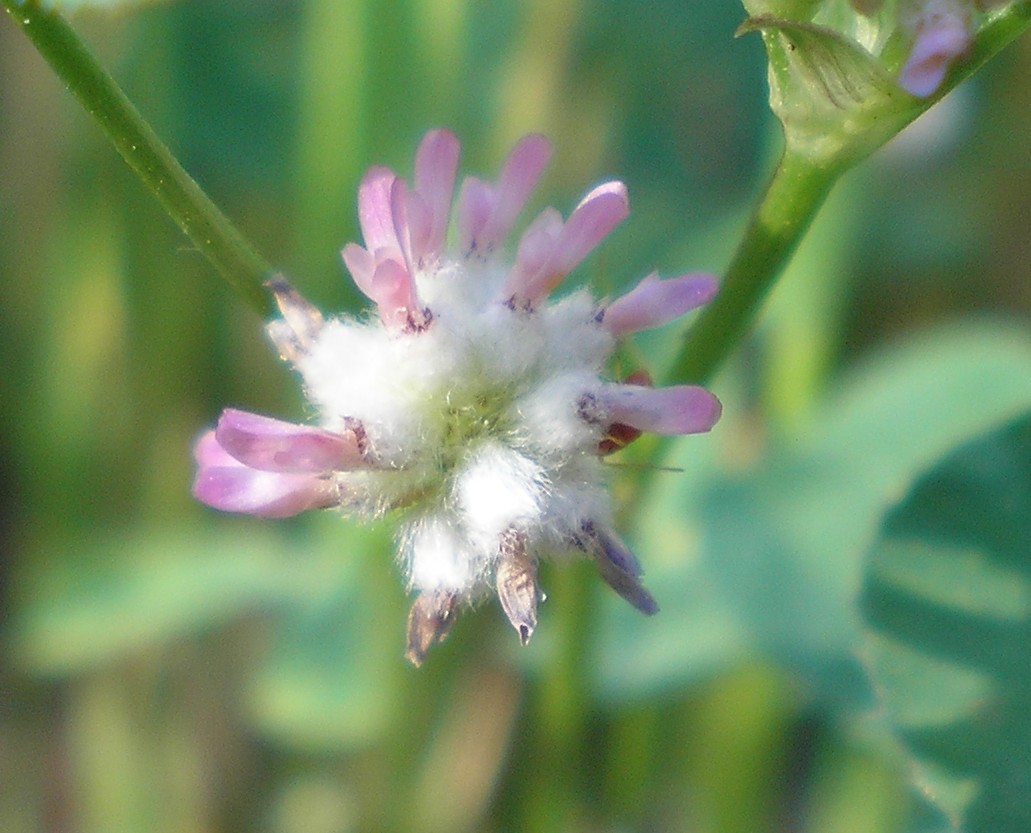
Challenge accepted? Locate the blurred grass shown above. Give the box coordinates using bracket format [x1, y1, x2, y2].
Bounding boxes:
[1, 1, 1029, 832]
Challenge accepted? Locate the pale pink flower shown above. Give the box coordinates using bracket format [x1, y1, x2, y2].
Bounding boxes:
[899, 0, 974, 97]
[898, 0, 1012, 97]
[194, 130, 721, 665]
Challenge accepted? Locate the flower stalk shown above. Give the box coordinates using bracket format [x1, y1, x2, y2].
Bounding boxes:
[670, 150, 837, 385]
[671, 1, 1031, 387]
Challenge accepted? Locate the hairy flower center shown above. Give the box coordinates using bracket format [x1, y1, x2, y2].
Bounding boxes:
[440, 391, 511, 453]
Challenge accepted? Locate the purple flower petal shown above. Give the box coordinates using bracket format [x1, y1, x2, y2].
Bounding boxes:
[454, 176, 494, 254]
[899, 5, 971, 97]
[602, 272, 719, 336]
[481, 133, 552, 248]
[192, 429, 339, 518]
[513, 181, 629, 303]
[596, 384, 722, 436]
[193, 428, 237, 468]
[193, 465, 337, 518]
[341, 242, 376, 298]
[413, 128, 460, 258]
[503, 207, 563, 304]
[577, 522, 657, 615]
[357, 166, 401, 252]
[215, 409, 368, 472]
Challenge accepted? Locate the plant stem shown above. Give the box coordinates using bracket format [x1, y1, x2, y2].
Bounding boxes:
[671, 1, 1031, 387]
[670, 149, 840, 385]
[4, 0, 275, 316]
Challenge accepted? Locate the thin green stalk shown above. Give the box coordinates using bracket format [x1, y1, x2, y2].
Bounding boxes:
[671, 1, 1031, 387]
[670, 150, 839, 385]
[4, 0, 275, 315]
[621, 150, 842, 512]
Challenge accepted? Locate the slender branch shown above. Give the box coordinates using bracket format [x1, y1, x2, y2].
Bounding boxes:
[959, 1, 1031, 86]
[670, 150, 838, 385]
[3, 0, 276, 315]
[670, 1, 1031, 387]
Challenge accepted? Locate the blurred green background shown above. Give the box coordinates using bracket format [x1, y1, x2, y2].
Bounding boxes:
[2, 2, 1030, 832]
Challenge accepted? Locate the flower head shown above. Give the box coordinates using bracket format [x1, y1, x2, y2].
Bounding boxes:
[193, 130, 721, 665]
[896, 0, 1011, 97]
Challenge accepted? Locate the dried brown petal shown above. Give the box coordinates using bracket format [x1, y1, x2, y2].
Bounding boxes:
[597, 370, 650, 454]
[265, 274, 325, 362]
[405, 591, 460, 666]
[597, 421, 643, 455]
[495, 530, 541, 645]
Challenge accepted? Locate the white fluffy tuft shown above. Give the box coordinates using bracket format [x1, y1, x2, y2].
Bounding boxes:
[512, 372, 601, 459]
[455, 442, 548, 554]
[404, 514, 481, 595]
[286, 230, 631, 603]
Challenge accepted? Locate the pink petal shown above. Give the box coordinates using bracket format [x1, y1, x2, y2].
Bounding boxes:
[344, 240, 420, 329]
[370, 257, 420, 328]
[553, 181, 630, 274]
[481, 133, 552, 248]
[899, 9, 971, 97]
[357, 166, 401, 252]
[192, 429, 339, 518]
[215, 409, 368, 472]
[193, 464, 337, 518]
[413, 129, 460, 257]
[389, 178, 418, 276]
[194, 429, 236, 468]
[502, 207, 563, 303]
[341, 242, 376, 298]
[454, 176, 494, 254]
[602, 272, 719, 336]
[405, 190, 435, 265]
[516, 181, 629, 303]
[596, 384, 722, 435]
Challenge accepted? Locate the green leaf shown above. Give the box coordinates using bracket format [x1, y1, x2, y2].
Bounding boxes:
[697, 322, 1031, 699]
[594, 322, 1031, 701]
[739, 14, 913, 166]
[244, 580, 400, 752]
[11, 514, 404, 749]
[861, 414, 1031, 831]
[243, 516, 403, 751]
[10, 527, 306, 676]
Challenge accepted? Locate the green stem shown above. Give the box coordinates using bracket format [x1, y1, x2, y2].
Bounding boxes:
[670, 149, 840, 385]
[960, 2, 1031, 88]
[621, 149, 843, 513]
[4, 0, 275, 316]
[671, 1, 1031, 387]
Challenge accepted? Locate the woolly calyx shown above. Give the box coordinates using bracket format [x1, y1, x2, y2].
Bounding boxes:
[193, 129, 722, 664]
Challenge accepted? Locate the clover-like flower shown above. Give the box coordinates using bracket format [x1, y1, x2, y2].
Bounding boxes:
[895, 0, 1011, 97]
[193, 130, 721, 664]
